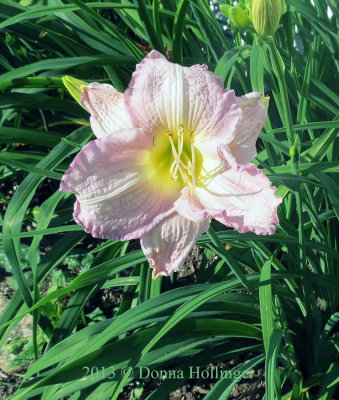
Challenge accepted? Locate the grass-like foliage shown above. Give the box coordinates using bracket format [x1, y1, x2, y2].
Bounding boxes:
[0, 0, 338, 399]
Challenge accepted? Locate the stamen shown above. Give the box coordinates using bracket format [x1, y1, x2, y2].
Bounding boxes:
[166, 125, 197, 187]
[177, 124, 184, 158]
[167, 133, 187, 182]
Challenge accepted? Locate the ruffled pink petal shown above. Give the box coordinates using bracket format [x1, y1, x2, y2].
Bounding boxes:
[125, 50, 242, 142]
[60, 128, 178, 240]
[228, 92, 268, 164]
[81, 83, 132, 138]
[174, 186, 208, 222]
[179, 146, 281, 235]
[140, 213, 210, 278]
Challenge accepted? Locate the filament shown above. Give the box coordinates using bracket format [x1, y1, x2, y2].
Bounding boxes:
[166, 125, 197, 188]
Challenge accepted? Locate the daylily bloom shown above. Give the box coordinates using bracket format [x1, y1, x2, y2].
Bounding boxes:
[60, 51, 281, 278]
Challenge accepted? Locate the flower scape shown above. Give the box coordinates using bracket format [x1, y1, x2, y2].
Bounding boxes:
[60, 51, 282, 278]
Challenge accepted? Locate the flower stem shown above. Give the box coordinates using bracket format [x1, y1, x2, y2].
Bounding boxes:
[266, 37, 306, 272]
[267, 37, 294, 148]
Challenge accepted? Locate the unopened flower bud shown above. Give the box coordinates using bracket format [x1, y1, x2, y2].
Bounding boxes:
[289, 134, 300, 162]
[229, 6, 251, 30]
[220, 4, 232, 18]
[221, 4, 251, 30]
[252, 0, 283, 37]
[289, 145, 296, 161]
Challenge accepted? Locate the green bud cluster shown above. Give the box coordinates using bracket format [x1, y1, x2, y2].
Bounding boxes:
[220, 0, 285, 36]
[220, 2, 251, 31]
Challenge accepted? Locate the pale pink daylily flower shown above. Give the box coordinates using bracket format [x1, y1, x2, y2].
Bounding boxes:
[60, 51, 281, 278]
